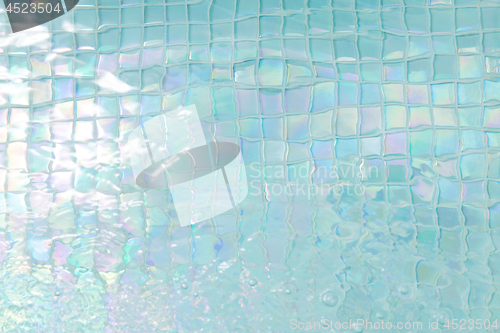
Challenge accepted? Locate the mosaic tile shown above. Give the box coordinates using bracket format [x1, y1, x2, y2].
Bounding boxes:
[0, 0, 499, 330]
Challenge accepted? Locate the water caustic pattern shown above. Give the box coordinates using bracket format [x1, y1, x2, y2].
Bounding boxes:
[0, 0, 500, 331]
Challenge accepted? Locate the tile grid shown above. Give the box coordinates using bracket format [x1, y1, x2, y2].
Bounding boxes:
[0, 0, 500, 328]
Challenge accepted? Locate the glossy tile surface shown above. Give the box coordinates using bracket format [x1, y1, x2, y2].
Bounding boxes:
[0, 0, 499, 331]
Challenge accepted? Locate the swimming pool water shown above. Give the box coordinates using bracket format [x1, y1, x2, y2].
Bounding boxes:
[0, 0, 499, 331]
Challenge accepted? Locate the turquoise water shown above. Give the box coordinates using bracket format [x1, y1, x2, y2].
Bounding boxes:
[0, 0, 499, 331]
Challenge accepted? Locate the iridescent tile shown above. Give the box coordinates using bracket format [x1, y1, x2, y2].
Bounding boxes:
[76, 98, 98, 118]
[32, 80, 52, 104]
[281, 14, 304, 37]
[337, 82, 359, 105]
[30, 123, 51, 142]
[99, 8, 119, 29]
[235, 41, 258, 61]
[286, 114, 309, 140]
[430, 8, 454, 33]
[314, 62, 336, 78]
[387, 161, 410, 185]
[434, 158, 459, 179]
[361, 137, 382, 156]
[431, 83, 455, 105]
[308, 11, 332, 35]
[384, 132, 407, 155]
[458, 55, 483, 79]
[310, 139, 333, 159]
[9, 82, 30, 106]
[167, 25, 187, 44]
[211, 42, 232, 62]
[187, 45, 208, 62]
[52, 33, 74, 53]
[119, 50, 140, 68]
[408, 36, 431, 58]
[431, 35, 455, 53]
[310, 39, 333, 61]
[481, 7, 500, 30]
[387, 185, 410, 205]
[358, 35, 382, 61]
[408, 58, 431, 82]
[97, 53, 118, 75]
[483, 106, 500, 128]
[7, 142, 27, 170]
[239, 118, 261, 139]
[188, 64, 210, 85]
[259, 16, 280, 37]
[433, 55, 456, 80]
[333, 10, 355, 33]
[284, 38, 308, 59]
[458, 106, 481, 127]
[75, 54, 97, 77]
[76, 33, 96, 51]
[51, 101, 74, 121]
[384, 62, 404, 81]
[336, 108, 358, 137]
[457, 34, 481, 54]
[30, 55, 51, 78]
[263, 141, 286, 163]
[438, 178, 461, 204]
[286, 60, 312, 85]
[360, 83, 381, 105]
[360, 107, 382, 135]
[433, 108, 457, 127]
[230, 61, 253, 84]
[457, 81, 481, 105]
[262, 117, 283, 139]
[144, 26, 165, 47]
[405, 7, 429, 34]
[461, 129, 486, 151]
[258, 59, 284, 86]
[334, 37, 356, 61]
[335, 138, 358, 160]
[310, 110, 333, 138]
[382, 34, 405, 60]
[360, 63, 382, 81]
[462, 181, 486, 204]
[484, 80, 500, 103]
[409, 106, 431, 128]
[385, 105, 407, 130]
[261, 88, 283, 115]
[142, 47, 164, 66]
[97, 119, 118, 139]
[407, 84, 429, 104]
[382, 8, 404, 33]
[54, 79, 74, 100]
[484, 32, 500, 54]
[287, 142, 311, 162]
[212, 64, 232, 83]
[435, 130, 460, 156]
[50, 171, 73, 192]
[259, 39, 282, 57]
[75, 121, 95, 142]
[166, 45, 187, 63]
[410, 177, 435, 204]
[360, 158, 384, 182]
[236, 89, 259, 117]
[337, 63, 358, 81]
[310, 82, 335, 112]
[463, 206, 487, 227]
[456, 8, 479, 32]
[382, 83, 404, 103]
